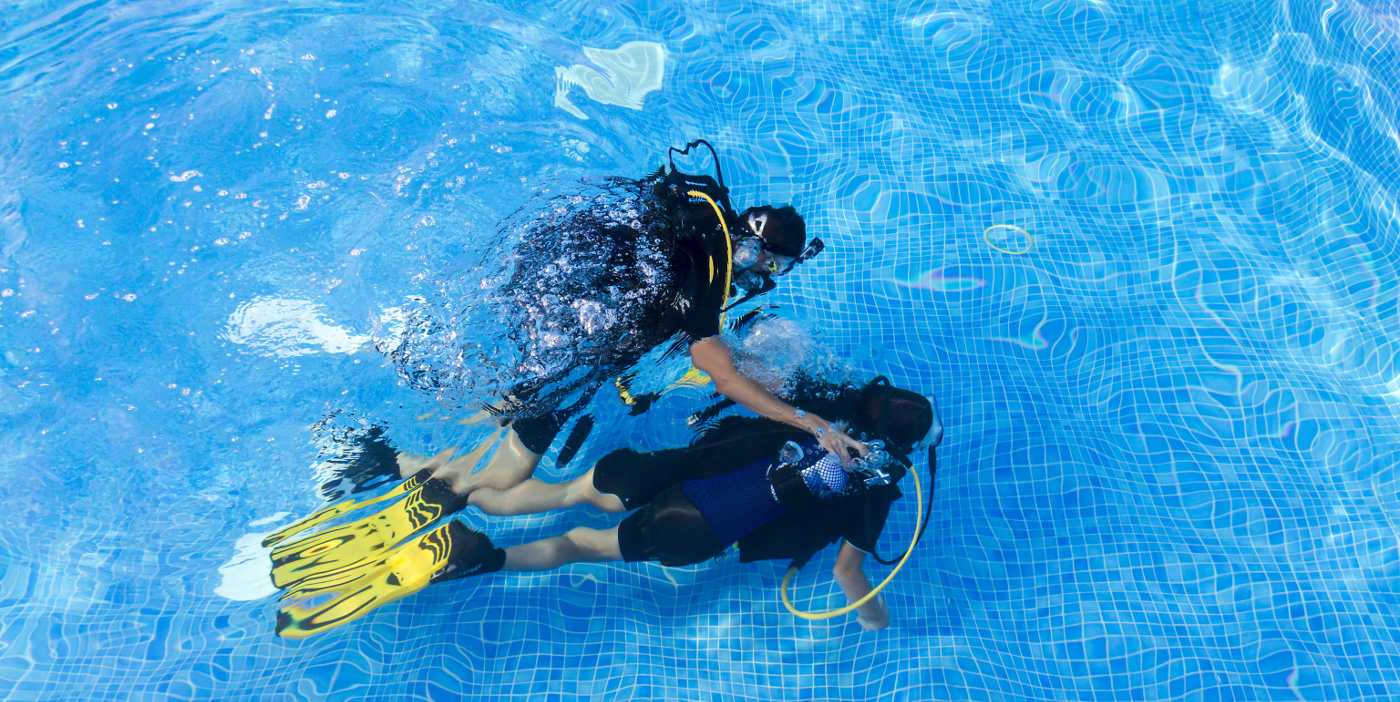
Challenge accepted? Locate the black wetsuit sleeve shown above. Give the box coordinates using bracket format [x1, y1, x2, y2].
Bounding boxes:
[839, 484, 902, 554]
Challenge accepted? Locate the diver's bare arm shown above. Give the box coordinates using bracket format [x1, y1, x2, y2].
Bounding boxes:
[690, 336, 865, 460]
[833, 541, 889, 631]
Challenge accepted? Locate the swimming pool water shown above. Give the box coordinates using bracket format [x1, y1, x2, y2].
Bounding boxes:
[3, 0, 1400, 699]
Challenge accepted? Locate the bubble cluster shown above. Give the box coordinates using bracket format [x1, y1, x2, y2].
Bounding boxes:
[390, 175, 684, 414]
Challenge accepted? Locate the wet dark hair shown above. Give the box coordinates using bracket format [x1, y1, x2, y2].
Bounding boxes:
[852, 380, 933, 452]
[742, 205, 806, 258]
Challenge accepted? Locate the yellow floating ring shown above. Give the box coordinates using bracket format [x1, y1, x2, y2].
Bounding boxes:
[983, 224, 1034, 255]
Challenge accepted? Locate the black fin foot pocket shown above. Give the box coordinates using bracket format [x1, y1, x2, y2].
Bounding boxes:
[431, 521, 506, 583]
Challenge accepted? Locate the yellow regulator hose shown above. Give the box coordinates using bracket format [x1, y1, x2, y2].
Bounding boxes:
[686, 190, 734, 328]
[780, 457, 924, 620]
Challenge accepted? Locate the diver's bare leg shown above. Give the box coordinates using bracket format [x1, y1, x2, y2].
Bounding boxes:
[407, 426, 537, 495]
[469, 468, 625, 516]
[451, 429, 541, 492]
[502, 526, 622, 571]
[421, 426, 506, 491]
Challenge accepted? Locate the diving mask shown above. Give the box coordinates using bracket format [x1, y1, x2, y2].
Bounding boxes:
[732, 235, 824, 277]
[912, 395, 944, 449]
[765, 236, 824, 276]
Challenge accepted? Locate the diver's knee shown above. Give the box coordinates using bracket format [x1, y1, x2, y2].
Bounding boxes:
[560, 475, 601, 510]
[466, 487, 498, 512]
[587, 489, 625, 513]
[564, 527, 615, 560]
[570, 469, 624, 513]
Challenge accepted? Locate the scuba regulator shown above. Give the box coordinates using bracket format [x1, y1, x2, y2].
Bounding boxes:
[765, 438, 909, 513]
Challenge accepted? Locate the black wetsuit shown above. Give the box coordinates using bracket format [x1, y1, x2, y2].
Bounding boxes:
[508, 169, 737, 454]
[594, 413, 904, 568]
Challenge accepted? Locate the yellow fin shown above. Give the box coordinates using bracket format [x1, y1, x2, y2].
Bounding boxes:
[260, 473, 426, 550]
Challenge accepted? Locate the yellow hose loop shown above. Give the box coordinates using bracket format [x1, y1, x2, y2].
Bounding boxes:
[780, 457, 923, 620]
[983, 224, 1034, 255]
[686, 190, 734, 329]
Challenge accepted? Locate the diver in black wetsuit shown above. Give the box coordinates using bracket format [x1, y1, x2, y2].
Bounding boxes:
[381, 141, 860, 496]
[268, 378, 944, 639]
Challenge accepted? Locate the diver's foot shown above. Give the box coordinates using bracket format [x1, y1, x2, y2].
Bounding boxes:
[268, 476, 469, 588]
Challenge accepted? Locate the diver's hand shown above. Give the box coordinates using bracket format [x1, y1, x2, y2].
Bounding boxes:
[857, 595, 889, 631]
[802, 413, 865, 466]
[825, 430, 868, 469]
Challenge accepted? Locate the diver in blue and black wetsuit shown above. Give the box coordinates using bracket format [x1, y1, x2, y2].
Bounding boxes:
[268, 378, 944, 639]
